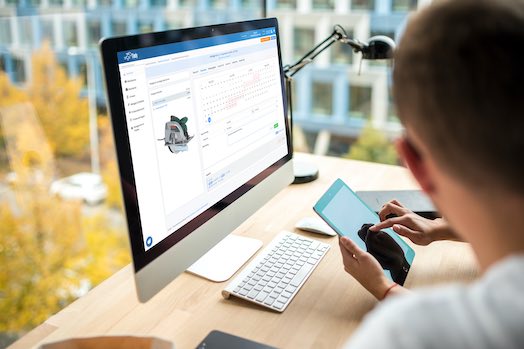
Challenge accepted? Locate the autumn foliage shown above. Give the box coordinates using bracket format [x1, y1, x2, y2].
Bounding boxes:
[0, 43, 129, 337]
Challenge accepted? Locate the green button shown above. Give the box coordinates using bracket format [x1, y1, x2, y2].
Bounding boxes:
[274, 122, 279, 128]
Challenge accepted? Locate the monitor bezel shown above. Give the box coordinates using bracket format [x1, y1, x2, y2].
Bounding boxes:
[100, 18, 292, 273]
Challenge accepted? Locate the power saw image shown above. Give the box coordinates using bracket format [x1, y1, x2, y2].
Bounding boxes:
[158, 115, 194, 153]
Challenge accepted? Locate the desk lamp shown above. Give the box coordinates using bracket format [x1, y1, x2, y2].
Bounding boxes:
[284, 25, 395, 184]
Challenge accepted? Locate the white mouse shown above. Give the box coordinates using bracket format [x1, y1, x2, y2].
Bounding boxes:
[295, 217, 337, 237]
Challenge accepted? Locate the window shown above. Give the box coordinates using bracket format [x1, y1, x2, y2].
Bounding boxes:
[19, 17, 34, 46]
[88, 20, 101, 47]
[349, 85, 372, 119]
[124, 0, 139, 7]
[79, 61, 88, 88]
[41, 19, 55, 47]
[387, 91, 399, 122]
[0, 55, 6, 72]
[392, 0, 417, 12]
[63, 21, 79, 47]
[111, 20, 127, 36]
[71, 0, 87, 6]
[0, 2, 420, 346]
[179, 0, 195, 8]
[12, 56, 26, 83]
[312, 0, 334, 10]
[209, 0, 228, 9]
[138, 19, 155, 33]
[151, 0, 167, 6]
[0, 19, 12, 45]
[312, 81, 333, 116]
[293, 27, 315, 61]
[351, 0, 374, 11]
[276, 0, 296, 9]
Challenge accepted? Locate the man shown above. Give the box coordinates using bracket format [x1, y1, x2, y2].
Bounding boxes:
[339, 0, 524, 347]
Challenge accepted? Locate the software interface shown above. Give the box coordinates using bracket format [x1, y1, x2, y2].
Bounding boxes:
[117, 27, 288, 250]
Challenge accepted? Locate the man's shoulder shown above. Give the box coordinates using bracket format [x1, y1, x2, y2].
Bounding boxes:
[347, 255, 524, 349]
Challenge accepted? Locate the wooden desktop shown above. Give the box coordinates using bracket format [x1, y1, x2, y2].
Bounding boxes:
[11, 153, 479, 349]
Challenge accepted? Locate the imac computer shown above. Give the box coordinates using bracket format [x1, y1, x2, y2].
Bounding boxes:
[100, 18, 293, 302]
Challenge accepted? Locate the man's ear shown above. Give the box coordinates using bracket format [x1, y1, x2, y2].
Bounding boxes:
[396, 137, 435, 194]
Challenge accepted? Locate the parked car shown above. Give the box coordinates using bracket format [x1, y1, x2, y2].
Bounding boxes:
[50, 172, 107, 205]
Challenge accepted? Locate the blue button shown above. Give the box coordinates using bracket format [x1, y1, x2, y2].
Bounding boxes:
[208, 117, 212, 123]
[146, 236, 153, 247]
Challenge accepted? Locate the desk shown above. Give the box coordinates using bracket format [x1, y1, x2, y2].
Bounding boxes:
[11, 154, 479, 349]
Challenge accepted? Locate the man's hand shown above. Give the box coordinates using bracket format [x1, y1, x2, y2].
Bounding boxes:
[339, 236, 394, 299]
[370, 200, 461, 245]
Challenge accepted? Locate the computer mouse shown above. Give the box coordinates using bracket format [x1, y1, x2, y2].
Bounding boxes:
[295, 217, 337, 237]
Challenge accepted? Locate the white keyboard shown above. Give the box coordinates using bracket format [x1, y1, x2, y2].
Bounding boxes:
[222, 231, 330, 312]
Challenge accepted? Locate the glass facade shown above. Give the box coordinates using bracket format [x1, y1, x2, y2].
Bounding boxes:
[293, 27, 316, 60]
[349, 85, 372, 119]
[352, 0, 375, 11]
[312, 81, 334, 116]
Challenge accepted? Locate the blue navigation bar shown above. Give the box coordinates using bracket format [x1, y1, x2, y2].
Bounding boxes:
[118, 27, 276, 64]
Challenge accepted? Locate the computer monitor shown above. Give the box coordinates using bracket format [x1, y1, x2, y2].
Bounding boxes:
[100, 18, 293, 302]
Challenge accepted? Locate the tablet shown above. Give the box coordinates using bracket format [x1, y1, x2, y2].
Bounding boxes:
[313, 178, 415, 285]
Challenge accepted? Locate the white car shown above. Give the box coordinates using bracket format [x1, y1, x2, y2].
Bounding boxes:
[50, 172, 108, 205]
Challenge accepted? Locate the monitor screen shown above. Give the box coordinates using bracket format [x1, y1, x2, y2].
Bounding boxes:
[101, 18, 292, 284]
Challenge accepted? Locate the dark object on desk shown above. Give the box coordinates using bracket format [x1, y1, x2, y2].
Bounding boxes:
[356, 189, 440, 219]
[292, 161, 319, 184]
[196, 330, 278, 349]
[358, 223, 410, 285]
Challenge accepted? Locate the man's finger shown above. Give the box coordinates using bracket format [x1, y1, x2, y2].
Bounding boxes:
[392, 224, 417, 239]
[390, 199, 404, 207]
[370, 216, 406, 231]
[378, 202, 407, 221]
[340, 236, 365, 258]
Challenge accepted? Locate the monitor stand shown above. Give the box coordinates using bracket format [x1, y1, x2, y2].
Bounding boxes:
[186, 234, 263, 282]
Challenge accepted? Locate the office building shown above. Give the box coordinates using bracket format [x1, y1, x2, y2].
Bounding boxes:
[0, 0, 424, 155]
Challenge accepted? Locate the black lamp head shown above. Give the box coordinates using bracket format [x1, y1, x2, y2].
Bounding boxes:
[361, 35, 396, 60]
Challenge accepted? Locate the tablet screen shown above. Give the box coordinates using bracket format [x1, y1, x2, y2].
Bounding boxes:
[314, 178, 415, 285]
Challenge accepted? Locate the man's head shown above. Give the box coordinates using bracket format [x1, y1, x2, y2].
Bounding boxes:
[393, 0, 524, 196]
[393, 0, 524, 264]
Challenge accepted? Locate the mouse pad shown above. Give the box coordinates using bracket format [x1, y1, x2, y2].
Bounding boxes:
[313, 178, 415, 285]
[195, 330, 278, 349]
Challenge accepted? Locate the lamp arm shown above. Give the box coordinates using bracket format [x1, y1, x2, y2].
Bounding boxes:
[284, 32, 339, 77]
[284, 26, 367, 78]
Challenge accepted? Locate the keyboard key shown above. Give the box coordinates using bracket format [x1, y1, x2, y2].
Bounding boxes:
[264, 296, 276, 306]
[256, 291, 269, 302]
[274, 301, 285, 310]
[247, 289, 259, 299]
[282, 290, 293, 298]
[285, 285, 297, 293]
[290, 263, 313, 287]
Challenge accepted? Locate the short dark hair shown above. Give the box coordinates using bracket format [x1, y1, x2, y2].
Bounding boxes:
[393, 0, 524, 194]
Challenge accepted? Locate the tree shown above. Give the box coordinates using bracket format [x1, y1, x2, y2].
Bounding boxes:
[27, 42, 90, 159]
[0, 72, 29, 171]
[0, 197, 84, 332]
[0, 44, 129, 339]
[346, 125, 398, 165]
[98, 116, 123, 210]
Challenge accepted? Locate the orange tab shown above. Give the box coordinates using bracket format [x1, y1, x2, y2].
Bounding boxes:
[260, 36, 270, 43]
